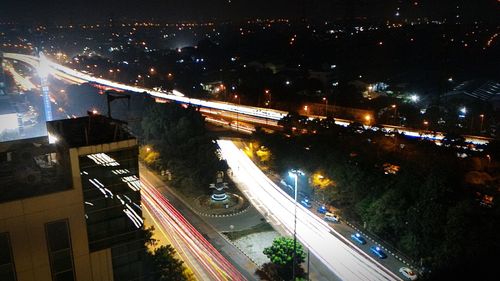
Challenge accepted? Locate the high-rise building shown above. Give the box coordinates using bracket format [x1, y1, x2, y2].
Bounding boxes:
[0, 114, 143, 281]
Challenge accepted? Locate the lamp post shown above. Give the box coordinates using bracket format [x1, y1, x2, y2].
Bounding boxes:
[364, 114, 372, 126]
[323, 97, 328, 117]
[479, 114, 485, 133]
[288, 169, 304, 280]
[265, 90, 271, 125]
[265, 89, 271, 107]
[391, 104, 397, 125]
[234, 94, 241, 131]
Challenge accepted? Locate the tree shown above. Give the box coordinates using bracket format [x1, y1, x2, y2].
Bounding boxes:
[143, 226, 190, 281]
[147, 245, 189, 281]
[140, 100, 227, 192]
[257, 236, 306, 281]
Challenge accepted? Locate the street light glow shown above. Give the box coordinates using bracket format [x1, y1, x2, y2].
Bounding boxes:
[289, 169, 305, 178]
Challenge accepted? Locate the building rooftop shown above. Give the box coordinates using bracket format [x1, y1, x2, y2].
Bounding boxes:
[47, 114, 135, 148]
[0, 115, 134, 203]
[0, 136, 72, 203]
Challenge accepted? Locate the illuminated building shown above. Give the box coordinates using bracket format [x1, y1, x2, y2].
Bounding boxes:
[0, 114, 143, 281]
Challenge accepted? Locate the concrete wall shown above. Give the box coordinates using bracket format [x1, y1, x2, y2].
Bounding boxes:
[0, 142, 130, 281]
[0, 188, 93, 280]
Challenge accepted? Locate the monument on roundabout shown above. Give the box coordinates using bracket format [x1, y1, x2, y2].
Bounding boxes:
[210, 171, 229, 202]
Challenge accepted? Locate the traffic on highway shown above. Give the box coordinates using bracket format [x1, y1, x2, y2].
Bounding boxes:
[3, 52, 490, 146]
[217, 139, 404, 281]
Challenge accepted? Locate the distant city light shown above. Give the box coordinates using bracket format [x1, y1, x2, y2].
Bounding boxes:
[410, 94, 419, 102]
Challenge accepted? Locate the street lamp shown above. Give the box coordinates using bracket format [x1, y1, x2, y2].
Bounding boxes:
[234, 94, 241, 131]
[410, 94, 419, 103]
[479, 114, 485, 133]
[391, 104, 398, 125]
[364, 114, 372, 125]
[288, 169, 304, 281]
[323, 97, 328, 117]
[265, 89, 271, 107]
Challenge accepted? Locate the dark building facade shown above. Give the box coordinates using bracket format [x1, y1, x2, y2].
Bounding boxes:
[0, 114, 144, 281]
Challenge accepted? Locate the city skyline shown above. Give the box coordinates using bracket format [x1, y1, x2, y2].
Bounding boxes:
[1, 0, 498, 23]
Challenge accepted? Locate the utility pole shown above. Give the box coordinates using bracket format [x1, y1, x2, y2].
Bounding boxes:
[289, 169, 304, 280]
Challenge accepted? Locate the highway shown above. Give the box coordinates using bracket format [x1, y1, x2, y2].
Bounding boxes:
[217, 139, 403, 281]
[3, 52, 491, 146]
[141, 171, 248, 281]
[3, 52, 288, 121]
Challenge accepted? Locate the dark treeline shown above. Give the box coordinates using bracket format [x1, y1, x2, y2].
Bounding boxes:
[138, 98, 228, 194]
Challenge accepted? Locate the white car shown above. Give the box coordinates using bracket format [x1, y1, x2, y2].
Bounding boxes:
[323, 212, 340, 223]
[399, 267, 418, 280]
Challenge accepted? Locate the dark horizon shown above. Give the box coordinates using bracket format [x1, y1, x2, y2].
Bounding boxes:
[1, 0, 498, 24]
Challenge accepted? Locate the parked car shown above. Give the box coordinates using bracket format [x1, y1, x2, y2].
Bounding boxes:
[350, 233, 367, 245]
[317, 204, 327, 214]
[300, 197, 312, 208]
[399, 267, 418, 280]
[369, 246, 387, 259]
[323, 212, 340, 223]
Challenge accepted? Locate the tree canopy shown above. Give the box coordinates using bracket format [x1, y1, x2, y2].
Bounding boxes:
[257, 236, 307, 281]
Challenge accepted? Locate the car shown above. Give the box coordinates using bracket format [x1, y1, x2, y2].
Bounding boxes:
[317, 204, 327, 214]
[323, 212, 340, 223]
[300, 198, 312, 208]
[369, 246, 387, 259]
[399, 267, 418, 280]
[350, 233, 367, 245]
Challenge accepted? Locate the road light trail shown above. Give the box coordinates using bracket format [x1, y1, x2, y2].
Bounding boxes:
[140, 176, 247, 281]
[3, 52, 490, 145]
[217, 139, 403, 281]
[3, 52, 288, 121]
[142, 205, 206, 280]
[3, 63, 37, 90]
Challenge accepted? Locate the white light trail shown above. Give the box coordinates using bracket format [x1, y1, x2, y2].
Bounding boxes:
[217, 140, 402, 281]
[3, 52, 489, 145]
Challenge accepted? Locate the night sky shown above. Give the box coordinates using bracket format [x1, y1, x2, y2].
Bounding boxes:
[0, 0, 498, 23]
